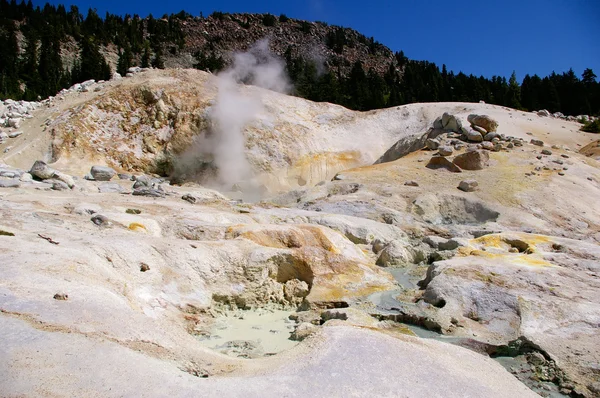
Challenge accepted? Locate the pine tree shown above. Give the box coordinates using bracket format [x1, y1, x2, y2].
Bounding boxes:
[79, 35, 111, 81]
[117, 43, 133, 75]
[152, 46, 165, 69]
[507, 71, 522, 109]
[38, 31, 64, 97]
[141, 41, 151, 68]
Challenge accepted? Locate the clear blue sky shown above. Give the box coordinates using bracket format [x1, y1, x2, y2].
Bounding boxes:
[36, 0, 600, 81]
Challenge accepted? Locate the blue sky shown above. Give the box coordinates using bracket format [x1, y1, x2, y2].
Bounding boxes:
[36, 0, 600, 81]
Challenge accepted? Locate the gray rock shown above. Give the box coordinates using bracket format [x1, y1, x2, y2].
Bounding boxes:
[132, 188, 165, 198]
[458, 180, 478, 192]
[481, 141, 494, 151]
[424, 236, 461, 251]
[133, 175, 152, 188]
[98, 182, 125, 193]
[118, 173, 133, 180]
[460, 127, 483, 142]
[483, 132, 500, 141]
[29, 160, 56, 180]
[530, 139, 544, 147]
[453, 150, 490, 170]
[467, 114, 498, 132]
[426, 138, 440, 150]
[90, 166, 116, 181]
[471, 125, 487, 135]
[7, 117, 20, 128]
[53, 171, 75, 189]
[541, 149, 552, 155]
[537, 109, 551, 117]
[91, 214, 111, 226]
[0, 179, 20, 188]
[438, 145, 453, 156]
[8, 131, 22, 138]
[441, 113, 462, 132]
[51, 180, 70, 191]
[376, 240, 420, 267]
[19, 173, 32, 182]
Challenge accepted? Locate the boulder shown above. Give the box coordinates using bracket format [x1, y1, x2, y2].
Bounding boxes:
[90, 166, 116, 181]
[438, 145, 453, 157]
[426, 156, 462, 173]
[458, 180, 478, 192]
[29, 160, 56, 180]
[467, 114, 498, 132]
[441, 113, 462, 132]
[376, 240, 420, 267]
[8, 131, 22, 138]
[19, 173, 32, 182]
[460, 127, 483, 142]
[452, 150, 490, 170]
[290, 322, 318, 341]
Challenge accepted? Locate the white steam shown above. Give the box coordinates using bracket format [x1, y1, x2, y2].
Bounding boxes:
[206, 39, 290, 188]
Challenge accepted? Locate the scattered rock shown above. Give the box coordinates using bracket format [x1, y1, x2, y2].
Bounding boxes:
[483, 132, 500, 141]
[133, 175, 152, 188]
[19, 173, 32, 182]
[468, 114, 498, 132]
[118, 173, 133, 180]
[458, 180, 478, 192]
[530, 139, 544, 147]
[404, 180, 419, 187]
[541, 149, 552, 155]
[426, 138, 440, 150]
[53, 171, 75, 189]
[460, 127, 483, 142]
[452, 150, 490, 170]
[29, 160, 56, 180]
[53, 293, 68, 300]
[537, 109, 551, 117]
[481, 141, 494, 151]
[140, 263, 150, 272]
[8, 131, 22, 138]
[426, 156, 462, 173]
[438, 145, 453, 156]
[51, 180, 70, 191]
[90, 166, 116, 181]
[132, 188, 165, 198]
[126, 209, 142, 214]
[98, 182, 125, 193]
[91, 214, 111, 226]
[182, 193, 197, 203]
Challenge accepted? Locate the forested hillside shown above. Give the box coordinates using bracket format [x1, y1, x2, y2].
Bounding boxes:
[0, 0, 598, 115]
